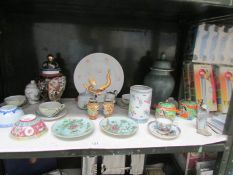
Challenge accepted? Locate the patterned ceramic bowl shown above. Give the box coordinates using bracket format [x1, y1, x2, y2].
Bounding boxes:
[4, 95, 26, 107]
[11, 114, 48, 139]
[0, 105, 24, 128]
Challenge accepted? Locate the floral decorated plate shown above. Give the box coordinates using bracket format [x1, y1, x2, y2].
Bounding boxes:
[52, 118, 94, 139]
[148, 121, 181, 140]
[35, 109, 67, 121]
[99, 117, 138, 136]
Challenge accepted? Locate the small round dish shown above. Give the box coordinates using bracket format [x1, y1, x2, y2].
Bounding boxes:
[35, 109, 67, 121]
[52, 118, 94, 139]
[4, 95, 26, 107]
[99, 116, 138, 137]
[11, 114, 48, 140]
[148, 121, 181, 140]
[0, 105, 24, 128]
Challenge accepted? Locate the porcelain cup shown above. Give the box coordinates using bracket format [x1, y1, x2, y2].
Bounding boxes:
[121, 94, 130, 104]
[39, 102, 65, 116]
[77, 93, 93, 109]
[105, 92, 117, 103]
[155, 117, 173, 134]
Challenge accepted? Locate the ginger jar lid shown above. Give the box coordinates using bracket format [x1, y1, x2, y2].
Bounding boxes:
[151, 52, 174, 71]
[158, 102, 175, 109]
[180, 100, 197, 108]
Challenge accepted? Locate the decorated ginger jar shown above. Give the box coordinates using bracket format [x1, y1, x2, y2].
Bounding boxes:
[38, 54, 66, 102]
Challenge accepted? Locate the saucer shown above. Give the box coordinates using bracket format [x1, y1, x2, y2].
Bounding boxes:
[35, 108, 67, 121]
[148, 121, 181, 140]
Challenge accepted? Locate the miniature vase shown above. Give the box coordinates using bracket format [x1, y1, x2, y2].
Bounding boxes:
[25, 80, 40, 104]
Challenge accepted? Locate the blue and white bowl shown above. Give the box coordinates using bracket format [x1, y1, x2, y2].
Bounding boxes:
[0, 105, 24, 128]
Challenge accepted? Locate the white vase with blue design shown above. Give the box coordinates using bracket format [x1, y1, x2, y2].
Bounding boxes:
[0, 105, 24, 128]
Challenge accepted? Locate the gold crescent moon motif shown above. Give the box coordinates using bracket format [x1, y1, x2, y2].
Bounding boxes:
[83, 69, 111, 96]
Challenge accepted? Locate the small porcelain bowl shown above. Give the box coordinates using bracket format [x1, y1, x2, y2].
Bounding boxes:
[122, 94, 130, 104]
[4, 95, 26, 106]
[0, 105, 24, 128]
[39, 101, 65, 116]
[11, 114, 48, 139]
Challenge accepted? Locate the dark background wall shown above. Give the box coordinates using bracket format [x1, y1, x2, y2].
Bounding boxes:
[1, 0, 232, 101]
[1, 19, 178, 98]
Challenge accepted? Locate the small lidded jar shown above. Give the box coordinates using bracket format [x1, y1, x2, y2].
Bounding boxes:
[128, 85, 152, 123]
[179, 100, 198, 120]
[155, 102, 177, 120]
[87, 98, 99, 120]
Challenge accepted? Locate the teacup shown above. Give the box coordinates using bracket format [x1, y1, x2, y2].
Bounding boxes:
[39, 102, 65, 116]
[121, 94, 130, 104]
[105, 91, 117, 103]
[76, 93, 93, 109]
[155, 117, 173, 134]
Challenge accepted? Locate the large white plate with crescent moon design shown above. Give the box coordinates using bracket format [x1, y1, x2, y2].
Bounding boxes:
[73, 53, 124, 95]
